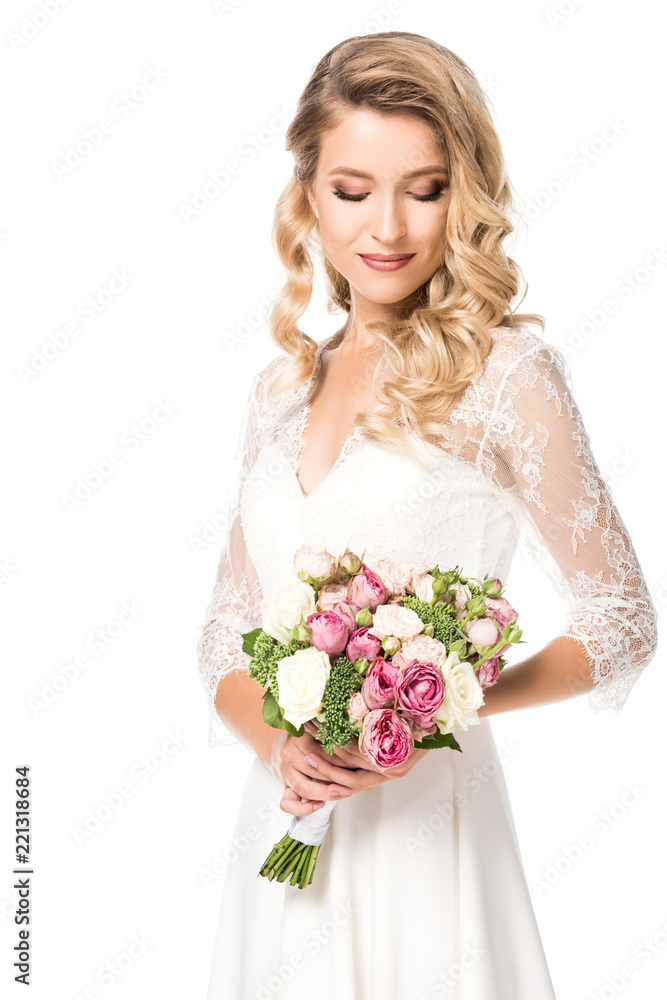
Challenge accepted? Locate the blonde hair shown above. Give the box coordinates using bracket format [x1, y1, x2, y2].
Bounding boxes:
[266, 31, 544, 458]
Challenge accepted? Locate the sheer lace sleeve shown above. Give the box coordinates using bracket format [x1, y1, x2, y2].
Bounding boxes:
[478, 331, 658, 712]
[195, 356, 285, 748]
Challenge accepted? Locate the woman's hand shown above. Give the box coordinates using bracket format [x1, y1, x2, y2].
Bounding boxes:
[272, 719, 431, 818]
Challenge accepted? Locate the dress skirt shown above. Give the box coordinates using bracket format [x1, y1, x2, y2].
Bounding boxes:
[205, 717, 558, 999]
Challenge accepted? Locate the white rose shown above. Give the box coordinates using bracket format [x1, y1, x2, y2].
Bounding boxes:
[371, 602, 424, 641]
[262, 579, 316, 644]
[434, 651, 484, 733]
[413, 573, 436, 603]
[276, 646, 332, 728]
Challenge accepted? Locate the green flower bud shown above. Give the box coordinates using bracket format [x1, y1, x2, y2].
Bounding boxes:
[353, 656, 369, 677]
[355, 606, 373, 627]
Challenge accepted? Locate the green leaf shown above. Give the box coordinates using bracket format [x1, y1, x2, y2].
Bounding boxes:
[414, 731, 462, 752]
[282, 718, 305, 738]
[242, 628, 262, 656]
[261, 689, 285, 730]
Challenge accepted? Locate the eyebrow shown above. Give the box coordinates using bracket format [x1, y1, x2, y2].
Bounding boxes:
[326, 166, 449, 180]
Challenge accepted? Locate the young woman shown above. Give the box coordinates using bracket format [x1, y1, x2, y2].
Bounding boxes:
[197, 32, 657, 999]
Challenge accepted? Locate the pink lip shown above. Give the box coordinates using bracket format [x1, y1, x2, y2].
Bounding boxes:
[359, 253, 415, 271]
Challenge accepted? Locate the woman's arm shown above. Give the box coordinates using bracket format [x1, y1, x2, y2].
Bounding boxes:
[213, 668, 281, 768]
[478, 332, 658, 716]
[477, 634, 595, 717]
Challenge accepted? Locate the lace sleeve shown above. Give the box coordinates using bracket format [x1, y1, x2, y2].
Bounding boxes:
[479, 334, 658, 712]
[195, 357, 283, 748]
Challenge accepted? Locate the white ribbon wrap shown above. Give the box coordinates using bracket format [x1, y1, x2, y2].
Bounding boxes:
[287, 798, 338, 846]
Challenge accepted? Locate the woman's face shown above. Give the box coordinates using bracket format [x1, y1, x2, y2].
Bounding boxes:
[304, 108, 451, 313]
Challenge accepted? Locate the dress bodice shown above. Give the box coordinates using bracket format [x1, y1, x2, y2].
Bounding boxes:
[197, 322, 658, 748]
[241, 434, 521, 603]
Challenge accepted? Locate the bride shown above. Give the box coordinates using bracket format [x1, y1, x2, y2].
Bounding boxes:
[197, 31, 657, 999]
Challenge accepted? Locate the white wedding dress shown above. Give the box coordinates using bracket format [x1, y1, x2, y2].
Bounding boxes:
[197, 323, 657, 999]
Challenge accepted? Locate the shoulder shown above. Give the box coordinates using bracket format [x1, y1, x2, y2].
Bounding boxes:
[484, 322, 574, 399]
[249, 350, 291, 396]
[245, 350, 293, 424]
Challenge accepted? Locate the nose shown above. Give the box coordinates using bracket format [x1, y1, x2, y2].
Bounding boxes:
[369, 193, 407, 246]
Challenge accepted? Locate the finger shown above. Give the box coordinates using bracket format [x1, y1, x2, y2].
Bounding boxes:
[303, 733, 385, 779]
[279, 785, 326, 817]
[287, 766, 345, 802]
[299, 750, 362, 792]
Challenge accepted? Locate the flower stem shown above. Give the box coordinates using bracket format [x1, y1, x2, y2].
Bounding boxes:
[257, 835, 322, 889]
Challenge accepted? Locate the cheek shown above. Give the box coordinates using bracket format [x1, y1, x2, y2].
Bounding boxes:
[320, 210, 360, 251]
[419, 214, 449, 260]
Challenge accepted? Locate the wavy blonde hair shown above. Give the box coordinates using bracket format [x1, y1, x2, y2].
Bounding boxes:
[265, 31, 544, 458]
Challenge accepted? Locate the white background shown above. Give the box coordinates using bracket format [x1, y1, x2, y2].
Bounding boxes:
[1, 1, 665, 998]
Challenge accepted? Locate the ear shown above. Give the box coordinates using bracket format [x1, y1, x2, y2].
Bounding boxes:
[303, 183, 318, 218]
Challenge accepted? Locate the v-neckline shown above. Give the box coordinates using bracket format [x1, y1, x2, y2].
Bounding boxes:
[292, 332, 383, 502]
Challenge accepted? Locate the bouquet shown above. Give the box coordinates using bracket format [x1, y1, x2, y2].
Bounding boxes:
[241, 545, 523, 889]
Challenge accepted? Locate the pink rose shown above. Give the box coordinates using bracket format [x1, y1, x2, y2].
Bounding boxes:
[332, 599, 361, 630]
[293, 544, 338, 583]
[347, 564, 387, 613]
[475, 655, 499, 689]
[359, 709, 414, 770]
[362, 657, 400, 710]
[485, 596, 518, 655]
[485, 596, 517, 627]
[317, 582, 349, 611]
[374, 558, 414, 597]
[306, 610, 349, 657]
[395, 660, 445, 730]
[347, 626, 382, 665]
[411, 718, 438, 740]
[465, 616, 501, 650]
[348, 691, 369, 722]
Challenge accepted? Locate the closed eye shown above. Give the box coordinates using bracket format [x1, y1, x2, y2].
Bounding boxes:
[332, 187, 447, 203]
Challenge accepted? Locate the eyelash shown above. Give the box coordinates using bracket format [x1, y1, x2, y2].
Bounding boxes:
[332, 187, 447, 203]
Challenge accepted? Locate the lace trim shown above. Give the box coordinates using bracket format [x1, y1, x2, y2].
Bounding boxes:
[196, 575, 264, 748]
